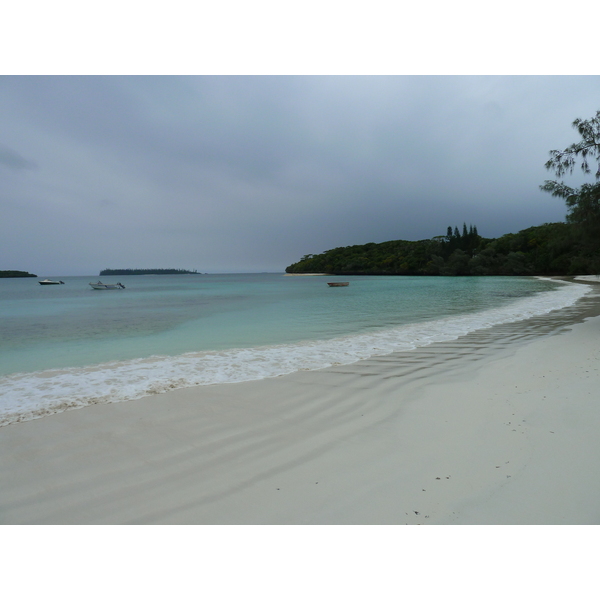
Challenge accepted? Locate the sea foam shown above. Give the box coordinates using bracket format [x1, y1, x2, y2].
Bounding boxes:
[0, 279, 590, 426]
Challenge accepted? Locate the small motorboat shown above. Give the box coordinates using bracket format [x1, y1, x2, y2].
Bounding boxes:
[327, 282, 349, 287]
[39, 279, 65, 285]
[89, 281, 126, 290]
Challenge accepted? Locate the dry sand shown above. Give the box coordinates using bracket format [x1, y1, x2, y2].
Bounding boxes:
[1, 281, 599, 525]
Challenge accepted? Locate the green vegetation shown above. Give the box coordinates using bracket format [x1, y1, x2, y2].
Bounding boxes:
[285, 221, 599, 276]
[100, 269, 199, 276]
[0, 270, 37, 278]
[541, 109, 600, 259]
[288, 110, 600, 277]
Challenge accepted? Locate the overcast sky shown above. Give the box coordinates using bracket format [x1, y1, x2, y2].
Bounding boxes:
[1, 75, 599, 275]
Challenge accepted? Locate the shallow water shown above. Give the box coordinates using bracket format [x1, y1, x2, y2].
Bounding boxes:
[0, 274, 589, 425]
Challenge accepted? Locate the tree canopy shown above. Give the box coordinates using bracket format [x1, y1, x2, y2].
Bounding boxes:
[285, 220, 599, 276]
[541, 109, 600, 251]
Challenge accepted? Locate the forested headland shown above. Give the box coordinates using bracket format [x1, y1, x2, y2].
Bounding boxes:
[285, 222, 599, 276]
[287, 110, 600, 277]
[0, 270, 37, 278]
[99, 269, 199, 276]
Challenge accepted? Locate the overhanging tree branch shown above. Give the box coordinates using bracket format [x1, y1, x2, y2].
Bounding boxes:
[543, 110, 600, 179]
[541, 109, 600, 251]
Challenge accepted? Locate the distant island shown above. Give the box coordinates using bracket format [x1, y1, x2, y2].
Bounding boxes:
[99, 269, 200, 276]
[0, 270, 37, 278]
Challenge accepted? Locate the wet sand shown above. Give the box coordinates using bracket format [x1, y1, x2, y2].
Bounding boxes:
[1, 281, 599, 524]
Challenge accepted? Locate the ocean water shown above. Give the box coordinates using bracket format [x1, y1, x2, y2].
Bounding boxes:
[0, 273, 589, 426]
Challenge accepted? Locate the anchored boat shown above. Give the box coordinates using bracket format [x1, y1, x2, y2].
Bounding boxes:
[327, 282, 349, 287]
[39, 279, 64, 285]
[89, 281, 126, 290]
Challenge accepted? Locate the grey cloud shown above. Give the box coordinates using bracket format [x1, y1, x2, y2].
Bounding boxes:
[0, 75, 598, 275]
[0, 144, 38, 170]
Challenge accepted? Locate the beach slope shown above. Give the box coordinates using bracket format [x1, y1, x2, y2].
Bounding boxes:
[1, 287, 599, 524]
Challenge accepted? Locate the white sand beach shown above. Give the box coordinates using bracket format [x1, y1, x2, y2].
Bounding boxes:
[1, 282, 600, 525]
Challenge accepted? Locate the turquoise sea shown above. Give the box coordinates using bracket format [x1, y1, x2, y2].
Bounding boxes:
[0, 273, 589, 425]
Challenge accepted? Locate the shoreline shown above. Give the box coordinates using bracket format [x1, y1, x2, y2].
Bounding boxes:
[1, 281, 599, 523]
[0, 276, 589, 428]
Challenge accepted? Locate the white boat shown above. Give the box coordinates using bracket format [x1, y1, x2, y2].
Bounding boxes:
[89, 281, 125, 290]
[39, 279, 64, 285]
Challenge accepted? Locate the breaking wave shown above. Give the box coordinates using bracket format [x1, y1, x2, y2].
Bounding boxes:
[0, 279, 590, 426]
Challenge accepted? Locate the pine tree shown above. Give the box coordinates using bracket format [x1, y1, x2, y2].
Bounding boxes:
[541, 109, 600, 250]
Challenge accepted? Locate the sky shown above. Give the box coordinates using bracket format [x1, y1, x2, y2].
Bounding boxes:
[1, 75, 599, 275]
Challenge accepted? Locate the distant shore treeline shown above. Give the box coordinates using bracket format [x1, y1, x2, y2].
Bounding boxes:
[0, 270, 37, 278]
[100, 269, 199, 276]
[286, 222, 600, 276]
